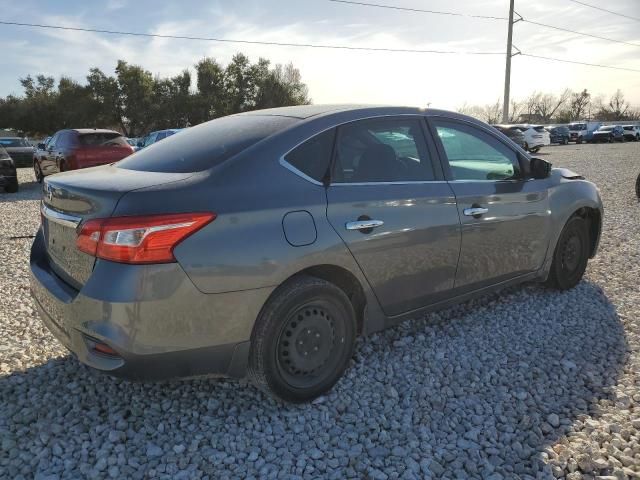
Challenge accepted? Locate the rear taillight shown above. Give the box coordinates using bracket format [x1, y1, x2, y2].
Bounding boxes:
[76, 212, 216, 264]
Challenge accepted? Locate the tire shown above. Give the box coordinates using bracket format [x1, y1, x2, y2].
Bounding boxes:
[546, 216, 590, 291]
[34, 161, 43, 183]
[563, 137, 569, 145]
[5, 178, 18, 193]
[247, 275, 357, 403]
[530, 146, 540, 154]
[576, 137, 582, 144]
[636, 173, 640, 198]
[523, 142, 529, 152]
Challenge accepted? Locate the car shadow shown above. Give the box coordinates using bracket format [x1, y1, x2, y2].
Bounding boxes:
[0, 281, 626, 478]
[0, 180, 42, 201]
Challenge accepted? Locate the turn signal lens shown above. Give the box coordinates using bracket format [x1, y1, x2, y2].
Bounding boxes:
[76, 213, 216, 264]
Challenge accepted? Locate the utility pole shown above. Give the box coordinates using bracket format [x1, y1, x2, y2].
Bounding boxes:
[502, 0, 519, 123]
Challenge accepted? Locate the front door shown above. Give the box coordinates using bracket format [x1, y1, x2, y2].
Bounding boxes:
[429, 118, 552, 291]
[326, 116, 461, 316]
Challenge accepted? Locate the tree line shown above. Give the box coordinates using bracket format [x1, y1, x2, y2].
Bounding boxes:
[0, 53, 310, 137]
[458, 88, 640, 125]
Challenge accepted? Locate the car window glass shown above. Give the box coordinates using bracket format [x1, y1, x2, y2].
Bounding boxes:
[434, 122, 520, 181]
[78, 133, 126, 147]
[332, 118, 434, 183]
[156, 132, 167, 141]
[118, 115, 297, 173]
[48, 133, 60, 149]
[284, 129, 335, 182]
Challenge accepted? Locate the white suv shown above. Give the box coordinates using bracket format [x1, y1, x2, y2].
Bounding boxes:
[510, 125, 551, 153]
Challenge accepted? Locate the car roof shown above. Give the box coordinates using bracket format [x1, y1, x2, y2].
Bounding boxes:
[68, 129, 122, 135]
[241, 104, 428, 120]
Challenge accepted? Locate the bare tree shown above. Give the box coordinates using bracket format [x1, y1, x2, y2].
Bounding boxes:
[534, 89, 571, 122]
[568, 89, 591, 120]
[605, 89, 630, 120]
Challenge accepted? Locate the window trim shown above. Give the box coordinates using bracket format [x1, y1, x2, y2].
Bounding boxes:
[425, 115, 528, 183]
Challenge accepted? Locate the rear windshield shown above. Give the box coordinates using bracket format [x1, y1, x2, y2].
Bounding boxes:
[117, 115, 298, 173]
[599, 126, 613, 131]
[569, 124, 585, 130]
[623, 126, 635, 131]
[0, 138, 30, 147]
[78, 132, 127, 147]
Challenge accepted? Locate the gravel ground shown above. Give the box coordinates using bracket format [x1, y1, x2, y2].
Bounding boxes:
[1, 143, 639, 479]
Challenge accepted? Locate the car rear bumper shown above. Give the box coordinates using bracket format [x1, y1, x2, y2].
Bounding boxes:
[29, 229, 274, 380]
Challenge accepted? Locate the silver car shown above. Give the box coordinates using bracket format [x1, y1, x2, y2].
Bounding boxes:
[30, 105, 603, 402]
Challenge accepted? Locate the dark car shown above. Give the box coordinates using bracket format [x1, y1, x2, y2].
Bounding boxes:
[547, 125, 570, 145]
[33, 129, 134, 182]
[0, 137, 35, 167]
[491, 125, 526, 148]
[0, 145, 18, 192]
[31, 105, 603, 403]
[622, 125, 640, 142]
[592, 125, 625, 143]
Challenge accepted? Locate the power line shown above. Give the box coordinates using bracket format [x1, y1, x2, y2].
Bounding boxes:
[567, 0, 640, 22]
[521, 53, 640, 72]
[522, 18, 640, 47]
[327, 0, 507, 20]
[0, 20, 503, 55]
[0, 19, 637, 74]
[327, 0, 640, 48]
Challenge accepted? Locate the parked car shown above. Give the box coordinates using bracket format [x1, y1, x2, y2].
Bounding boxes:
[622, 125, 640, 142]
[568, 121, 602, 144]
[491, 125, 526, 149]
[137, 129, 182, 149]
[33, 129, 134, 182]
[0, 137, 35, 167]
[509, 125, 550, 153]
[592, 125, 625, 143]
[546, 125, 570, 145]
[0, 144, 18, 193]
[30, 105, 603, 403]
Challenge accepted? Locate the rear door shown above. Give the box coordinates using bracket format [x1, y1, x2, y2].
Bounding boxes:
[325, 116, 461, 316]
[42, 133, 60, 175]
[428, 117, 551, 292]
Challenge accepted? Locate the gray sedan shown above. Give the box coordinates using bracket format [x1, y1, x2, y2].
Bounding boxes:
[30, 105, 603, 402]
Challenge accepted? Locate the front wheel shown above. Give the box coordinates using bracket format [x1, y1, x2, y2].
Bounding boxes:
[34, 161, 43, 183]
[248, 276, 357, 403]
[577, 137, 583, 144]
[546, 216, 590, 290]
[635, 173, 640, 198]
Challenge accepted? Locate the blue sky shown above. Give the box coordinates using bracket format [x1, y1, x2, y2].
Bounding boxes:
[0, 0, 638, 109]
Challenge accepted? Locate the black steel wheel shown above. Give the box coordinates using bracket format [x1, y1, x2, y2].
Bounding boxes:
[546, 216, 590, 290]
[248, 275, 357, 403]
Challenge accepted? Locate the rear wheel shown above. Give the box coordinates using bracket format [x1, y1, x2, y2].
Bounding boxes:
[546, 216, 590, 290]
[248, 276, 357, 403]
[577, 136, 583, 144]
[636, 173, 640, 198]
[563, 137, 569, 145]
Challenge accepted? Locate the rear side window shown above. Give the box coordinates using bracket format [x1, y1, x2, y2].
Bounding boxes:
[332, 118, 435, 183]
[79, 132, 127, 147]
[118, 115, 298, 173]
[284, 129, 335, 182]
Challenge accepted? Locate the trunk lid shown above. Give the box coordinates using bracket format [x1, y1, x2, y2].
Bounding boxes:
[41, 165, 194, 289]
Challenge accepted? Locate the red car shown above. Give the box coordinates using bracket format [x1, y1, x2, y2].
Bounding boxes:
[34, 129, 134, 182]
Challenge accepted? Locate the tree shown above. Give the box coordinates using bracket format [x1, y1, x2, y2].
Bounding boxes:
[0, 53, 310, 136]
[599, 89, 630, 120]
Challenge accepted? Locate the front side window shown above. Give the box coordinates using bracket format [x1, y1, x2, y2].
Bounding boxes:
[434, 122, 520, 181]
[284, 129, 335, 182]
[332, 118, 434, 183]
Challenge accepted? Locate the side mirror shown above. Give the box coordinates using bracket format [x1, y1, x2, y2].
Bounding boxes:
[37, 143, 46, 150]
[530, 157, 552, 179]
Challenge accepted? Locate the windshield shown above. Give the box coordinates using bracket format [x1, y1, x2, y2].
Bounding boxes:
[118, 115, 298, 173]
[0, 145, 10, 159]
[0, 138, 30, 148]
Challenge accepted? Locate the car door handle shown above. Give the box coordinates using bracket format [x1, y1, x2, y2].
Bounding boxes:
[345, 220, 384, 230]
[463, 207, 488, 217]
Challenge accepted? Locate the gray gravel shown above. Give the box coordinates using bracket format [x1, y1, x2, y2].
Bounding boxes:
[1, 143, 640, 479]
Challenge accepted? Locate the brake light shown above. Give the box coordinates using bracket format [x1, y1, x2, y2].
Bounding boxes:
[76, 212, 216, 264]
